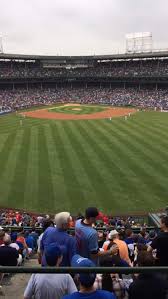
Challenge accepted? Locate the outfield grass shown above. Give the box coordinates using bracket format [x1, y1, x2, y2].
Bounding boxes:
[0, 108, 168, 214]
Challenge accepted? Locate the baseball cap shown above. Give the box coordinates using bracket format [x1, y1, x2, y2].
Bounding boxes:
[108, 230, 118, 240]
[71, 254, 96, 287]
[45, 243, 62, 266]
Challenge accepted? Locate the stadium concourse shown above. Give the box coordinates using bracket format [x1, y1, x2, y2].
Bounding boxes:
[0, 208, 168, 298]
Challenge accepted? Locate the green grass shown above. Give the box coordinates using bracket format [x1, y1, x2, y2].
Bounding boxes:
[0, 107, 168, 214]
[48, 105, 106, 114]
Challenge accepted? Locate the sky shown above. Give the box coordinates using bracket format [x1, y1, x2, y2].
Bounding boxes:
[0, 0, 168, 56]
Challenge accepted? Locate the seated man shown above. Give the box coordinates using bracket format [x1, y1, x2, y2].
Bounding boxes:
[24, 243, 77, 299]
[0, 234, 19, 266]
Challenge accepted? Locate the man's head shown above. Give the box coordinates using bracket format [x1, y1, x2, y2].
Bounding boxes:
[137, 251, 155, 267]
[71, 255, 96, 288]
[85, 207, 99, 225]
[149, 230, 157, 240]
[55, 212, 72, 230]
[45, 243, 63, 267]
[125, 228, 133, 238]
[160, 215, 168, 231]
[42, 218, 54, 232]
[108, 230, 119, 241]
[3, 233, 11, 246]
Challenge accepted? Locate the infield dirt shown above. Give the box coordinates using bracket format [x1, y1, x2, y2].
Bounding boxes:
[22, 105, 136, 120]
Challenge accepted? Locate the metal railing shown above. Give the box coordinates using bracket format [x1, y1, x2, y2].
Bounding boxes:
[0, 266, 168, 274]
[1, 226, 157, 233]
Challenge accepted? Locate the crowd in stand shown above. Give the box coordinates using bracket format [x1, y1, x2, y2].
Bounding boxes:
[0, 207, 168, 298]
[1, 60, 168, 78]
[1, 87, 168, 113]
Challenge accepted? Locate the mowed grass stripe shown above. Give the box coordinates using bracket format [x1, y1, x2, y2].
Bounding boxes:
[101, 119, 165, 195]
[0, 114, 48, 134]
[109, 120, 168, 198]
[79, 120, 139, 211]
[24, 126, 39, 212]
[64, 121, 107, 208]
[117, 119, 168, 181]
[0, 131, 24, 208]
[50, 122, 84, 211]
[89, 120, 159, 210]
[43, 123, 69, 211]
[66, 121, 116, 210]
[0, 132, 17, 181]
[60, 121, 98, 205]
[87, 120, 154, 202]
[56, 122, 87, 206]
[7, 128, 31, 210]
[38, 126, 55, 213]
[0, 134, 10, 154]
[127, 120, 168, 176]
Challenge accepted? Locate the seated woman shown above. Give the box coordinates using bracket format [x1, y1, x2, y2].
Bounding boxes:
[94, 255, 132, 299]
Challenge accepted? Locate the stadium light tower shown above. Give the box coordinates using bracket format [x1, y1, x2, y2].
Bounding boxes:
[125, 32, 153, 53]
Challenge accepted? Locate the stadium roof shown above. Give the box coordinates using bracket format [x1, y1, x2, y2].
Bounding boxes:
[1, 51, 168, 61]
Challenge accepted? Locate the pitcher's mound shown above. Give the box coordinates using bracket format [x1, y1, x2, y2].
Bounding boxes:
[72, 108, 81, 111]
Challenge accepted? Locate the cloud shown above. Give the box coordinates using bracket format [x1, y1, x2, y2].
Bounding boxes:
[0, 0, 168, 55]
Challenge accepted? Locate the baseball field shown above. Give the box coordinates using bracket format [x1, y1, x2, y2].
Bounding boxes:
[0, 103, 168, 215]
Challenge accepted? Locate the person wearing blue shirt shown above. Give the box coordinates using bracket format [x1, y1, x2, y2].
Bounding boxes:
[25, 231, 35, 251]
[124, 229, 135, 245]
[30, 228, 39, 250]
[41, 212, 76, 266]
[63, 254, 116, 299]
[75, 207, 118, 265]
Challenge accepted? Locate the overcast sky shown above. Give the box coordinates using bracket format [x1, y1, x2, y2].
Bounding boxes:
[0, 0, 168, 55]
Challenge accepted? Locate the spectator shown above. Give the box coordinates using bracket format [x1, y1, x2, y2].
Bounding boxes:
[16, 231, 30, 258]
[95, 257, 127, 299]
[0, 234, 19, 266]
[128, 251, 168, 299]
[124, 229, 134, 245]
[146, 230, 157, 246]
[0, 230, 5, 246]
[63, 254, 116, 299]
[24, 243, 77, 299]
[75, 207, 118, 264]
[37, 219, 54, 264]
[30, 227, 39, 250]
[107, 230, 131, 265]
[41, 212, 76, 266]
[148, 215, 168, 265]
[25, 231, 35, 252]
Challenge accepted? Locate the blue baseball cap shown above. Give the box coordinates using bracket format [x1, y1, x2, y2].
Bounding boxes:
[45, 243, 62, 266]
[71, 255, 96, 287]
